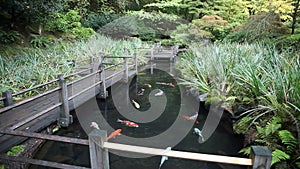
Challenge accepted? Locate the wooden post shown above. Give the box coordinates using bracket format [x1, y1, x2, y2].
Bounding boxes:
[2, 91, 13, 107]
[122, 58, 129, 82]
[134, 52, 138, 74]
[90, 56, 94, 73]
[57, 74, 72, 127]
[171, 44, 179, 61]
[151, 47, 154, 61]
[98, 54, 108, 99]
[150, 61, 154, 75]
[88, 129, 110, 169]
[251, 146, 272, 169]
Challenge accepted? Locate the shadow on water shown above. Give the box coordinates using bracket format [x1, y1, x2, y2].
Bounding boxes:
[30, 61, 247, 169]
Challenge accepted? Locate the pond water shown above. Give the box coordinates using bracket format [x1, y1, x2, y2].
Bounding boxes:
[30, 61, 247, 169]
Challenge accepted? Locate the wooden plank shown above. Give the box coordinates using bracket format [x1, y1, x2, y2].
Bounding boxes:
[0, 129, 89, 145]
[103, 142, 253, 166]
[0, 154, 90, 169]
[8, 103, 62, 130]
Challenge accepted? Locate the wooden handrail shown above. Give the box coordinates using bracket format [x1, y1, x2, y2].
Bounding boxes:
[0, 129, 88, 145]
[0, 87, 61, 114]
[12, 79, 59, 97]
[103, 142, 253, 166]
[0, 155, 90, 169]
[68, 80, 102, 101]
[67, 70, 101, 86]
[104, 55, 133, 59]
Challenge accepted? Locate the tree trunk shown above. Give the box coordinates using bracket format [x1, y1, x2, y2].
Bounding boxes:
[291, 0, 300, 34]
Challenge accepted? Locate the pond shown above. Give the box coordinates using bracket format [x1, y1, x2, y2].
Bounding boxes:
[30, 61, 246, 169]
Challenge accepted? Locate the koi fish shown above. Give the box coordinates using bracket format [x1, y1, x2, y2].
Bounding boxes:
[159, 147, 172, 169]
[182, 112, 199, 124]
[144, 83, 152, 88]
[132, 99, 140, 108]
[90, 122, 100, 130]
[137, 72, 146, 75]
[154, 89, 164, 96]
[137, 88, 145, 96]
[194, 128, 204, 142]
[107, 129, 122, 141]
[156, 82, 175, 87]
[117, 119, 139, 128]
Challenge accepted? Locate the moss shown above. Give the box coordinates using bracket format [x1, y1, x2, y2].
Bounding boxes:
[6, 145, 25, 156]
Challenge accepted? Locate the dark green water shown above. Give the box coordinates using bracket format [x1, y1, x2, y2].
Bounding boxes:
[30, 62, 247, 169]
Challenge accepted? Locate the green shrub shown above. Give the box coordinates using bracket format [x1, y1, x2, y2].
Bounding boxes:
[45, 10, 95, 40]
[30, 36, 53, 48]
[99, 11, 185, 40]
[225, 12, 290, 43]
[272, 33, 300, 51]
[69, 27, 95, 40]
[0, 29, 20, 44]
[83, 12, 119, 30]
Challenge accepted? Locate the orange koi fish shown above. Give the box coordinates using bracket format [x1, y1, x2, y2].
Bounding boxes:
[107, 129, 122, 141]
[182, 112, 199, 124]
[117, 119, 139, 128]
[156, 82, 175, 87]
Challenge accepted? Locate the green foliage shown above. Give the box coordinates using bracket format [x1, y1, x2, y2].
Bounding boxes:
[6, 145, 24, 156]
[0, 34, 148, 96]
[238, 147, 251, 156]
[225, 12, 290, 43]
[83, 12, 120, 30]
[45, 9, 95, 40]
[0, 29, 21, 44]
[69, 27, 95, 40]
[99, 11, 185, 40]
[30, 36, 53, 48]
[46, 10, 81, 32]
[177, 42, 300, 167]
[245, 0, 294, 21]
[171, 15, 232, 44]
[272, 149, 291, 165]
[272, 33, 300, 51]
[278, 130, 297, 153]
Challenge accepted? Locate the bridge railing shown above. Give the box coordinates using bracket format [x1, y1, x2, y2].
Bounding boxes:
[0, 53, 138, 151]
[0, 129, 272, 169]
[0, 53, 138, 110]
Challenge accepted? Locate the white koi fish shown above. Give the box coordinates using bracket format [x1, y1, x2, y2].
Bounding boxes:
[159, 147, 172, 169]
[90, 122, 100, 130]
[132, 99, 140, 109]
[194, 128, 205, 142]
[154, 89, 164, 96]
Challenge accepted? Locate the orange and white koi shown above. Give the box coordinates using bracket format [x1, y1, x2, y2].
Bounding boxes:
[156, 82, 175, 87]
[107, 129, 122, 141]
[117, 119, 139, 128]
[182, 112, 199, 124]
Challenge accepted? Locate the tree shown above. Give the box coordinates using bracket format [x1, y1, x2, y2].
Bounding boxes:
[245, 0, 294, 21]
[291, 0, 300, 34]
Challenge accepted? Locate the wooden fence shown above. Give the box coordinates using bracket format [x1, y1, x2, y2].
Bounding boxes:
[0, 129, 272, 169]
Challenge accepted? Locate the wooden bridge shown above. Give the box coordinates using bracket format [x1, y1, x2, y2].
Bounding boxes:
[0, 44, 272, 169]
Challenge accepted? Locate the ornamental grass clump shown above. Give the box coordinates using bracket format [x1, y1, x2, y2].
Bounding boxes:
[177, 42, 300, 168]
[0, 34, 148, 104]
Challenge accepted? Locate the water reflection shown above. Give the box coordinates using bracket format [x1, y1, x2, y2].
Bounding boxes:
[31, 62, 246, 169]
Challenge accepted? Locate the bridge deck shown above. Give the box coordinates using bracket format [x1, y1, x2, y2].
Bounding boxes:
[0, 69, 135, 153]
